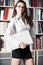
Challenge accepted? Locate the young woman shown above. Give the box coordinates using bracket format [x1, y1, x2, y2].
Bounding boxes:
[4, 0, 34, 65]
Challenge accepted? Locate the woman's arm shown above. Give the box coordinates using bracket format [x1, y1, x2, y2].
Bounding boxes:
[4, 18, 21, 51]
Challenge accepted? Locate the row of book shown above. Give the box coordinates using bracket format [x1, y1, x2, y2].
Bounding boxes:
[32, 0, 43, 7]
[0, 8, 43, 21]
[0, 8, 14, 20]
[34, 9, 43, 20]
[35, 21, 43, 33]
[0, 0, 15, 6]
[28, 8, 43, 20]
[36, 36, 43, 49]
[38, 22, 43, 33]
[0, 0, 43, 7]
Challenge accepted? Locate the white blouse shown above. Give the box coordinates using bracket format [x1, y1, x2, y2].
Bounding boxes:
[4, 15, 31, 52]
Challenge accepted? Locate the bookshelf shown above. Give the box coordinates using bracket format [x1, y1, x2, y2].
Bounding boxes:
[36, 50, 43, 65]
[0, 0, 43, 65]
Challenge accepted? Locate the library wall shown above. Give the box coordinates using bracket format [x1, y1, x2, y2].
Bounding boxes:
[0, 0, 43, 65]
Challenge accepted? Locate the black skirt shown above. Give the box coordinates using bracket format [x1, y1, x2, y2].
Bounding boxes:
[12, 45, 32, 59]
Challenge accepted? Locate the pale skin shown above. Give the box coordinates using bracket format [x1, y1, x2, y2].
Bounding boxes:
[11, 2, 34, 65]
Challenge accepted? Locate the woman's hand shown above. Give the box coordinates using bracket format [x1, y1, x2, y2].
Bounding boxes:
[20, 42, 27, 49]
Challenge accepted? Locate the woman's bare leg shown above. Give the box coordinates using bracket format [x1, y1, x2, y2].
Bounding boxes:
[23, 58, 34, 65]
[11, 58, 21, 65]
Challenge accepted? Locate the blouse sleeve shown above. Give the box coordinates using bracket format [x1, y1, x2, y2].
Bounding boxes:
[4, 18, 21, 52]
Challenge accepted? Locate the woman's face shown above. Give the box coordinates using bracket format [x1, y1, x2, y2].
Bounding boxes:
[15, 2, 25, 16]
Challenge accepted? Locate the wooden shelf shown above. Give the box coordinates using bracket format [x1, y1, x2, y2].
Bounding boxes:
[0, 6, 14, 8]
[36, 33, 43, 36]
[0, 57, 11, 60]
[0, 35, 4, 37]
[29, 19, 43, 21]
[0, 19, 10, 22]
[35, 7, 43, 9]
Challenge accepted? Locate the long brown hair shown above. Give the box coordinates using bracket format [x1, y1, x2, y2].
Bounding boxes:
[12, 0, 34, 28]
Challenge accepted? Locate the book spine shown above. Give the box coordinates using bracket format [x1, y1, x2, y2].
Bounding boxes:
[33, 0, 37, 7]
[0, 0, 4, 6]
[5, 0, 8, 6]
[3, 8, 9, 20]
